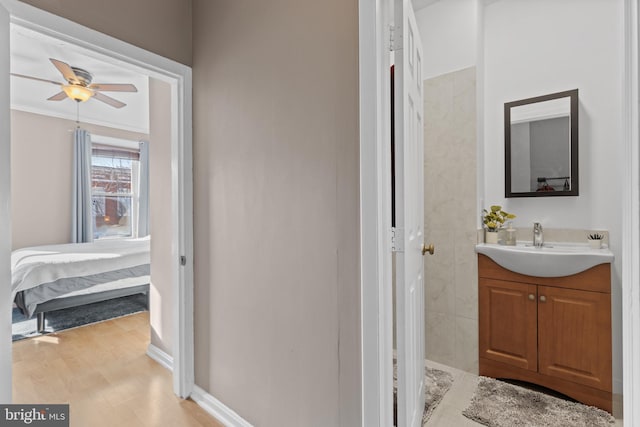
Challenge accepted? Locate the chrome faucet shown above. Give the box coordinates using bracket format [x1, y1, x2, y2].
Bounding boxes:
[533, 222, 544, 247]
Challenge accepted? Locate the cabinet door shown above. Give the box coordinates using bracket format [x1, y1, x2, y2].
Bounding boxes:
[538, 286, 612, 392]
[479, 278, 538, 371]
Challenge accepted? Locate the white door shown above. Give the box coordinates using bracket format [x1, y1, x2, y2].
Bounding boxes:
[393, 0, 424, 426]
[0, 1, 11, 403]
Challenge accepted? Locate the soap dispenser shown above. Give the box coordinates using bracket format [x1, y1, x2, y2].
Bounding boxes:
[505, 221, 517, 246]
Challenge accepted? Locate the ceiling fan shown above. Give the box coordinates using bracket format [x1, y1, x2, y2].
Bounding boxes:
[10, 58, 138, 109]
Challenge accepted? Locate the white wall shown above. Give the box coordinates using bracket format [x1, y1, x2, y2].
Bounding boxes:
[416, 0, 625, 395]
[414, 0, 477, 80]
[481, 0, 624, 392]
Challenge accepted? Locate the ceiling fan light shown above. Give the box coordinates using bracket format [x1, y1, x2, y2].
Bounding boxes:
[62, 84, 94, 102]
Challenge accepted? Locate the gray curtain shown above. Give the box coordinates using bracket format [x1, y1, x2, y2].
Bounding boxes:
[137, 141, 150, 237]
[71, 129, 93, 243]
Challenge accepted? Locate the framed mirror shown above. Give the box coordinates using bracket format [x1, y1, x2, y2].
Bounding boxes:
[505, 89, 578, 197]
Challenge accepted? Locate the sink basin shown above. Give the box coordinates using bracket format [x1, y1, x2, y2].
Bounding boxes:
[475, 242, 614, 277]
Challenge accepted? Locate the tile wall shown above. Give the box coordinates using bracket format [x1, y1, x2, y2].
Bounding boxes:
[423, 67, 478, 373]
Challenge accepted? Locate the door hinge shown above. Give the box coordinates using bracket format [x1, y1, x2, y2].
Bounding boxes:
[179, 255, 187, 266]
[389, 24, 403, 52]
[391, 227, 404, 252]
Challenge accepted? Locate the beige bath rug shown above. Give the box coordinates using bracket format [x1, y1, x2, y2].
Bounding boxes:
[393, 361, 454, 425]
[463, 376, 615, 427]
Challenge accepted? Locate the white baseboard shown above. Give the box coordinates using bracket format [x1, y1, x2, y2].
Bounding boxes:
[146, 344, 251, 426]
[146, 343, 174, 371]
[190, 385, 253, 427]
[614, 378, 623, 396]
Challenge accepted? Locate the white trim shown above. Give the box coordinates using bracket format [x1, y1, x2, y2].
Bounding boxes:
[90, 134, 140, 150]
[146, 344, 174, 372]
[0, 0, 186, 81]
[359, 0, 378, 424]
[0, 0, 195, 401]
[622, 0, 640, 423]
[171, 66, 195, 398]
[475, 0, 485, 226]
[9, 104, 149, 134]
[0, 1, 11, 404]
[359, 0, 393, 426]
[190, 386, 253, 427]
[146, 345, 251, 427]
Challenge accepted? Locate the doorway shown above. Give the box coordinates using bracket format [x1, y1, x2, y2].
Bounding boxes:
[0, 0, 194, 401]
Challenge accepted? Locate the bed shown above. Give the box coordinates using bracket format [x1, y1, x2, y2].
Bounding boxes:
[11, 236, 150, 333]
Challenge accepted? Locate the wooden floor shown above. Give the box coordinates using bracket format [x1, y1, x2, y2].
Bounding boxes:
[12, 312, 224, 427]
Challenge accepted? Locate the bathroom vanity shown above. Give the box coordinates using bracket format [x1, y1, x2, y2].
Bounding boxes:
[476, 248, 613, 412]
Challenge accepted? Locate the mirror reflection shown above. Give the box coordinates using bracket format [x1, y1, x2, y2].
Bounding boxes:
[505, 89, 578, 197]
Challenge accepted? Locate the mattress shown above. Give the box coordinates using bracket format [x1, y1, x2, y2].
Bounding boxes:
[11, 237, 150, 317]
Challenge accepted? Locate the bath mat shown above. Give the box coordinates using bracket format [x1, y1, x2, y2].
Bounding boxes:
[462, 376, 615, 427]
[393, 361, 454, 424]
[12, 293, 148, 341]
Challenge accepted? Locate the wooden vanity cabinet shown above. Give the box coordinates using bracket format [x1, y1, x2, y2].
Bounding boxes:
[478, 254, 612, 412]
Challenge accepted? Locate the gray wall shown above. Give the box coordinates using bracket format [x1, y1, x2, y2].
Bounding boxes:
[18, 0, 192, 65]
[510, 122, 531, 192]
[511, 117, 570, 192]
[192, 1, 361, 425]
[10, 110, 147, 249]
[529, 116, 570, 190]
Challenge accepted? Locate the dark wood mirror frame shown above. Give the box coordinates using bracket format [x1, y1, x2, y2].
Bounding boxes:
[505, 89, 579, 198]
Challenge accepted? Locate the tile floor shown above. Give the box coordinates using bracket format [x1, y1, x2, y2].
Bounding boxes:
[425, 359, 624, 426]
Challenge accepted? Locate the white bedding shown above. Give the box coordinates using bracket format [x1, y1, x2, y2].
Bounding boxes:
[11, 236, 150, 300]
[53, 275, 151, 299]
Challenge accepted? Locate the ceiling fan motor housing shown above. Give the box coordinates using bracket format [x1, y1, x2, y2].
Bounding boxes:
[69, 66, 93, 86]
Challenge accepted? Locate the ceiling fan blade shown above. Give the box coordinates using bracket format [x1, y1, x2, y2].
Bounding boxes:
[89, 83, 138, 93]
[93, 91, 126, 109]
[47, 92, 68, 101]
[50, 58, 78, 83]
[11, 73, 62, 86]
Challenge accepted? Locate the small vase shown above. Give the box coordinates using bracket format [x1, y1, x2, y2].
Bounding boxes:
[485, 230, 499, 244]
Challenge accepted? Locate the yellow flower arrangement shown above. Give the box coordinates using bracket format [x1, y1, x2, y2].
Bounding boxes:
[483, 205, 516, 231]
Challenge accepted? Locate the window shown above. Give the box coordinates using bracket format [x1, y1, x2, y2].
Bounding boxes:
[91, 141, 140, 239]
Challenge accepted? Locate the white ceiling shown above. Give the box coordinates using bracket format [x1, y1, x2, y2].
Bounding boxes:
[10, 24, 150, 134]
[413, 0, 441, 11]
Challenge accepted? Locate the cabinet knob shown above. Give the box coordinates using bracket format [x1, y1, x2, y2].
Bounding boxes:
[539, 295, 547, 302]
[528, 294, 535, 301]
